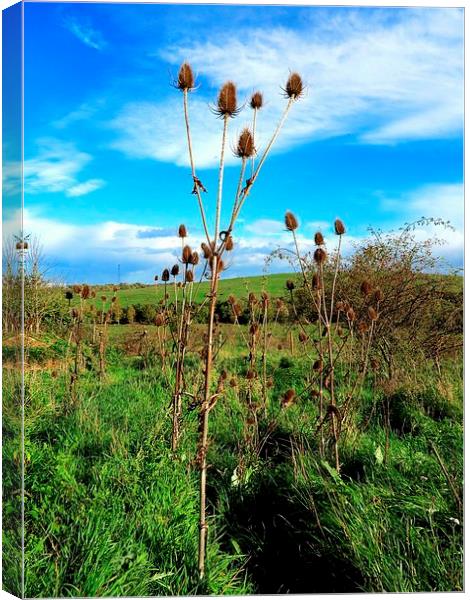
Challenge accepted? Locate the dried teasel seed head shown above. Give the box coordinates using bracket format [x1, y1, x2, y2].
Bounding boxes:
[155, 313, 165, 327]
[276, 298, 284, 309]
[313, 359, 323, 372]
[370, 358, 380, 371]
[154, 275, 159, 281]
[185, 270, 194, 283]
[217, 259, 225, 274]
[358, 320, 369, 334]
[286, 280, 295, 291]
[246, 369, 256, 380]
[233, 303, 242, 317]
[220, 369, 228, 381]
[267, 377, 274, 388]
[299, 331, 308, 343]
[334, 219, 346, 235]
[190, 251, 199, 266]
[284, 72, 304, 100]
[91, 291, 96, 298]
[225, 235, 234, 251]
[250, 91, 263, 110]
[201, 243, 212, 259]
[314, 231, 324, 246]
[73, 284, 82, 294]
[101, 295, 107, 302]
[65, 290, 73, 300]
[229, 377, 238, 388]
[277, 343, 283, 350]
[285, 211, 299, 231]
[217, 81, 238, 117]
[374, 288, 384, 303]
[336, 300, 345, 312]
[182, 245, 192, 264]
[360, 280, 372, 296]
[177, 62, 195, 91]
[314, 248, 327, 265]
[248, 292, 257, 306]
[312, 273, 322, 290]
[368, 306, 378, 321]
[111, 296, 117, 303]
[236, 128, 256, 159]
[228, 294, 236, 305]
[281, 389, 296, 408]
[171, 264, 180, 277]
[249, 323, 259, 335]
[71, 308, 79, 319]
[162, 269, 170, 282]
[346, 307, 356, 321]
[178, 224, 188, 238]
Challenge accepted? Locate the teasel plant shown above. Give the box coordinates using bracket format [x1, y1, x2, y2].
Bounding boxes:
[67, 284, 91, 410]
[175, 62, 303, 579]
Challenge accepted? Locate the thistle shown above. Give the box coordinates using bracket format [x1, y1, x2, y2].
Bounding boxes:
[285, 211, 299, 231]
[250, 91, 263, 109]
[334, 219, 346, 235]
[314, 231, 324, 246]
[235, 128, 255, 159]
[314, 248, 327, 265]
[176, 62, 195, 91]
[283, 72, 304, 99]
[215, 81, 238, 118]
[178, 224, 188, 238]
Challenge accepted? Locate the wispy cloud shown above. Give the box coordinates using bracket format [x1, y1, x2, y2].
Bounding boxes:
[64, 16, 107, 50]
[110, 8, 462, 168]
[24, 138, 106, 197]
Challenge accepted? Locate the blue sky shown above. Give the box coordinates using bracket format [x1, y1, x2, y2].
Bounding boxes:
[3, 2, 464, 283]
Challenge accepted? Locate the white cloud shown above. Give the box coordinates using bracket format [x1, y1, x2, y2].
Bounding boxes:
[64, 17, 107, 51]
[22, 138, 105, 198]
[111, 8, 463, 168]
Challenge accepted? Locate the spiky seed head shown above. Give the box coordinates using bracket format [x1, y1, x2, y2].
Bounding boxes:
[177, 62, 195, 91]
[91, 291, 96, 298]
[201, 243, 212, 259]
[154, 275, 159, 281]
[313, 359, 323, 372]
[285, 211, 299, 231]
[71, 308, 79, 319]
[360, 280, 372, 296]
[374, 288, 384, 303]
[73, 284, 82, 294]
[182, 245, 192, 264]
[185, 270, 194, 283]
[312, 274, 322, 290]
[155, 313, 165, 327]
[236, 128, 255, 159]
[276, 298, 284, 309]
[228, 294, 236, 305]
[314, 248, 327, 265]
[336, 301, 345, 312]
[314, 231, 324, 246]
[334, 219, 346, 235]
[282, 389, 296, 408]
[248, 292, 257, 306]
[370, 358, 380, 371]
[299, 331, 308, 343]
[190, 251, 199, 265]
[217, 81, 238, 117]
[250, 91, 263, 109]
[246, 369, 256, 380]
[229, 377, 238, 388]
[65, 290, 73, 300]
[101, 295, 107, 302]
[286, 279, 295, 291]
[346, 307, 356, 321]
[178, 224, 187, 238]
[277, 343, 283, 350]
[171, 264, 179, 277]
[225, 235, 234, 251]
[358, 320, 369, 334]
[233, 303, 242, 317]
[220, 369, 228, 381]
[162, 269, 170, 282]
[250, 323, 259, 335]
[368, 306, 378, 321]
[284, 72, 303, 99]
[217, 259, 225, 273]
[111, 296, 117, 303]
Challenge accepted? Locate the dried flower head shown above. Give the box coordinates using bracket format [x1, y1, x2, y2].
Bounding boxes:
[155, 313, 165, 327]
[185, 270, 194, 283]
[346, 307, 356, 322]
[334, 219, 346, 235]
[236, 128, 256, 159]
[314, 248, 327, 265]
[225, 235, 234, 251]
[250, 91, 263, 109]
[101, 295, 107, 302]
[216, 81, 238, 117]
[313, 359, 323, 372]
[178, 224, 187, 238]
[285, 211, 299, 231]
[162, 269, 170, 282]
[81, 285, 91, 300]
[360, 280, 373, 296]
[284, 72, 303, 100]
[368, 306, 378, 321]
[299, 331, 308, 343]
[229, 377, 238, 388]
[248, 292, 257, 306]
[358, 320, 369, 335]
[176, 62, 195, 91]
[171, 264, 180, 277]
[314, 231, 324, 246]
[286, 280, 295, 291]
[246, 369, 256, 380]
[281, 389, 296, 408]
[154, 275, 159, 281]
[374, 288, 384, 303]
[190, 251, 199, 265]
[181, 245, 192, 264]
[312, 274, 322, 290]
[370, 358, 380, 371]
[228, 294, 236, 305]
[249, 323, 259, 336]
[201, 243, 212, 259]
[276, 298, 284, 310]
[73, 284, 82, 294]
[65, 290, 73, 300]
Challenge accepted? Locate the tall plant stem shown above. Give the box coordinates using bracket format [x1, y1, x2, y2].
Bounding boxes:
[251, 107, 258, 177]
[215, 114, 229, 244]
[183, 90, 211, 244]
[198, 256, 219, 579]
[329, 235, 342, 323]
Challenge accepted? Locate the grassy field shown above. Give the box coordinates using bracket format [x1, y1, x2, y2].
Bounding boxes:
[2, 318, 464, 596]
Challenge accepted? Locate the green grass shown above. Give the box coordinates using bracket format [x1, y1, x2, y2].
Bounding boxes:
[2, 332, 463, 596]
